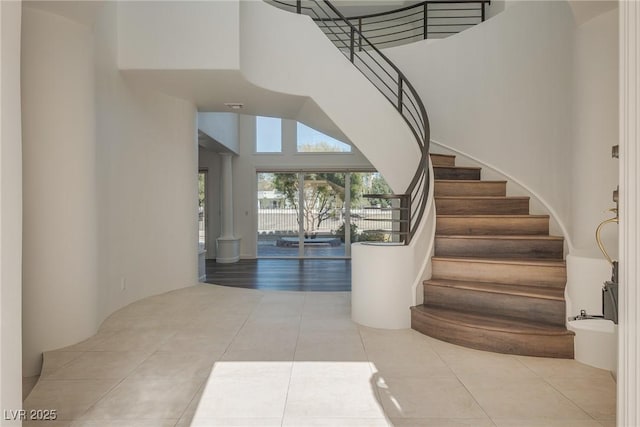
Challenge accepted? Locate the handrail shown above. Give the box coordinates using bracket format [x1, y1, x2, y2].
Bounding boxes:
[267, 0, 434, 244]
[305, 0, 490, 47]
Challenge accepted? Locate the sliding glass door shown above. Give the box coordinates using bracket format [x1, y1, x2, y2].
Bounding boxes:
[257, 172, 348, 258]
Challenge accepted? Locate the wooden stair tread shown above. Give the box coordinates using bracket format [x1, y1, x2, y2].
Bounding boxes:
[437, 214, 549, 219]
[433, 166, 482, 171]
[436, 235, 563, 241]
[435, 179, 507, 184]
[432, 256, 566, 267]
[430, 154, 456, 161]
[424, 278, 565, 300]
[411, 305, 574, 336]
[436, 196, 530, 200]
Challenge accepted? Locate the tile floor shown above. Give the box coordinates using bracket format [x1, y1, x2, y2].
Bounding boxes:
[23, 284, 616, 427]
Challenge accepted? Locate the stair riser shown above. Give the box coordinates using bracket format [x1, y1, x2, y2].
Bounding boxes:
[436, 198, 529, 215]
[434, 167, 480, 180]
[436, 217, 549, 235]
[435, 237, 563, 259]
[435, 181, 506, 197]
[411, 308, 574, 358]
[423, 284, 566, 326]
[430, 154, 456, 167]
[432, 259, 567, 288]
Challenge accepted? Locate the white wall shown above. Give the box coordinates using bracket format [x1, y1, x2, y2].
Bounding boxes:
[570, 8, 619, 259]
[565, 7, 619, 318]
[386, 1, 575, 246]
[21, 6, 99, 377]
[0, 0, 24, 419]
[118, 1, 240, 70]
[94, 2, 198, 322]
[21, 2, 199, 377]
[199, 113, 240, 154]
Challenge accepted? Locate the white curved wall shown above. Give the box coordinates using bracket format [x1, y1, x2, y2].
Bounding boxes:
[385, 1, 576, 241]
[22, 7, 99, 377]
[239, 0, 420, 194]
[21, 3, 199, 377]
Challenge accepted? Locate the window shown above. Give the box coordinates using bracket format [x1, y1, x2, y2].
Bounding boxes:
[256, 116, 282, 153]
[297, 122, 352, 153]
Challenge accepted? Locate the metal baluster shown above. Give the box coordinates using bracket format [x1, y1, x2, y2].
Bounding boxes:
[397, 77, 403, 112]
[423, 3, 428, 39]
[350, 27, 355, 62]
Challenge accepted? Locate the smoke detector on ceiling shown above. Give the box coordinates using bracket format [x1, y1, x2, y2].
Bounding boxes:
[224, 102, 244, 110]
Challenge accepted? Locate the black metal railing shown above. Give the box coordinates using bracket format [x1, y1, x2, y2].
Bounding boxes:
[271, 0, 490, 48]
[268, 0, 436, 244]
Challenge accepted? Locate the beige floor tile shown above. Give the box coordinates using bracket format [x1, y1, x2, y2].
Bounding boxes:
[47, 352, 148, 380]
[23, 375, 40, 400]
[66, 328, 174, 353]
[368, 352, 454, 379]
[375, 376, 485, 419]
[24, 379, 118, 420]
[545, 375, 617, 420]
[300, 315, 359, 332]
[290, 361, 375, 379]
[80, 377, 203, 420]
[282, 416, 390, 426]
[131, 351, 217, 378]
[220, 346, 296, 361]
[23, 421, 72, 427]
[156, 330, 233, 356]
[222, 326, 299, 361]
[207, 360, 293, 378]
[492, 420, 604, 427]
[515, 356, 613, 379]
[70, 420, 177, 427]
[443, 351, 538, 382]
[243, 314, 302, 329]
[188, 418, 283, 426]
[284, 373, 386, 419]
[389, 418, 495, 426]
[363, 333, 452, 379]
[462, 377, 591, 420]
[294, 330, 367, 361]
[40, 351, 85, 377]
[193, 362, 291, 419]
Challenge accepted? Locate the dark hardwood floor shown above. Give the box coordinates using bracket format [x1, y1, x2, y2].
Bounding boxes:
[204, 259, 351, 292]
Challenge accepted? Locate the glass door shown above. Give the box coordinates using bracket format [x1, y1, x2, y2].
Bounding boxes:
[257, 171, 349, 258]
[257, 172, 300, 257]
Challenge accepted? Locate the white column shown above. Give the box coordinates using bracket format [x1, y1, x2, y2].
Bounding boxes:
[345, 173, 351, 257]
[216, 153, 240, 263]
[618, 1, 640, 424]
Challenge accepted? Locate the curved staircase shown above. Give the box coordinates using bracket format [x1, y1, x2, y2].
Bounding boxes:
[411, 153, 575, 358]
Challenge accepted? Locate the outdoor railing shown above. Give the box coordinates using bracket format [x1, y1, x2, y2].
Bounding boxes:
[267, 0, 436, 244]
[258, 208, 394, 235]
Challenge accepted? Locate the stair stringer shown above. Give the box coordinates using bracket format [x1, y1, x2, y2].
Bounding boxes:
[239, 1, 421, 194]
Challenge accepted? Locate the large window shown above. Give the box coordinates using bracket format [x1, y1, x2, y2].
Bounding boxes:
[256, 116, 282, 153]
[297, 122, 352, 153]
[257, 172, 393, 258]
